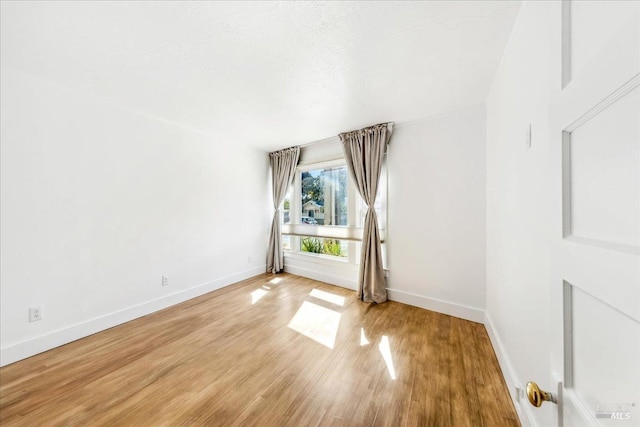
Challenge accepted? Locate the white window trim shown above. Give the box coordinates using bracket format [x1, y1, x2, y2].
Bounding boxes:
[282, 223, 385, 243]
[282, 155, 388, 268]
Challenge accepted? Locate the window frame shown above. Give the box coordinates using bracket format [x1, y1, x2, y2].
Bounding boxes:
[283, 156, 388, 267]
[287, 159, 356, 263]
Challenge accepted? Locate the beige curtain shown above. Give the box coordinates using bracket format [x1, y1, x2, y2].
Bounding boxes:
[340, 123, 392, 303]
[267, 146, 300, 273]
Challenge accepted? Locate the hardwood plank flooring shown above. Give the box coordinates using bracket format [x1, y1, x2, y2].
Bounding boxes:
[0, 273, 519, 426]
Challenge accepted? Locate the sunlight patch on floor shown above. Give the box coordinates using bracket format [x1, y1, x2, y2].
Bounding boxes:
[309, 288, 345, 307]
[288, 301, 341, 349]
[379, 336, 397, 380]
[251, 288, 268, 304]
[360, 328, 370, 346]
[269, 277, 283, 285]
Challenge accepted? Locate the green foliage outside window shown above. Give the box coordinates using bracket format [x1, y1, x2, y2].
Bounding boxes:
[301, 237, 323, 253]
[323, 239, 344, 257]
[301, 237, 346, 257]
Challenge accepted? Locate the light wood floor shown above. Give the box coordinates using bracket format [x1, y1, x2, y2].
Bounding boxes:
[0, 273, 519, 426]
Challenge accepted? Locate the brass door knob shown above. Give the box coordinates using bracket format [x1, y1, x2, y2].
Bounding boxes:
[526, 382, 556, 407]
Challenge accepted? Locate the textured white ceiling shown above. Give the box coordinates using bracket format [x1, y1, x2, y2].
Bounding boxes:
[1, 1, 520, 151]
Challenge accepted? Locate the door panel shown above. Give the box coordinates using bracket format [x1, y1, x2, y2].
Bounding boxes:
[571, 1, 639, 82]
[550, 1, 640, 426]
[567, 86, 639, 249]
[569, 283, 640, 425]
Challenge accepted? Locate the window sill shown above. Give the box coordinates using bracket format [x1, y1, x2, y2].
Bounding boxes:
[282, 224, 385, 243]
[284, 250, 354, 267]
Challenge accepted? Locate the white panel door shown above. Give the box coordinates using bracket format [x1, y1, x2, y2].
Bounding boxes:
[548, 1, 640, 426]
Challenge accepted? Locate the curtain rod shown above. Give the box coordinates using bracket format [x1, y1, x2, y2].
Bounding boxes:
[298, 134, 339, 148]
[293, 106, 480, 151]
[298, 122, 394, 148]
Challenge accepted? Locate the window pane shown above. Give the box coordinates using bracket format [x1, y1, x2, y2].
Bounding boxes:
[282, 235, 291, 251]
[282, 187, 291, 224]
[301, 166, 348, 226]
[300, 237, 348, 258]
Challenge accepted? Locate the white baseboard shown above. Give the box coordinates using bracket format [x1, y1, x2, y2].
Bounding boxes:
[484, 311, 536, 427]
[0, 266, 266, 367]
[386, 288, 485, 323]
[283, 267, 484, 325]
[284, 265, 358, 291]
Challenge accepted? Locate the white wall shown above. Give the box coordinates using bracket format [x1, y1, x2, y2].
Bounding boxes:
[282, 107, 487, 323]
[485, 2, 554, 426]
[387, 106, 487, 322]
[0, 68, 270, 366]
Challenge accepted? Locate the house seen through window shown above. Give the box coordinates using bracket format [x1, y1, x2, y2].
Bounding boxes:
[282, 163, 350, 259]
[299, 166, 348, 257]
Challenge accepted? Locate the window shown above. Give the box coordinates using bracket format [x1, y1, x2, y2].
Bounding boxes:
[282, 158, 387, 265]
[301, 165, 348, 226]
[300, 237, 348, 258]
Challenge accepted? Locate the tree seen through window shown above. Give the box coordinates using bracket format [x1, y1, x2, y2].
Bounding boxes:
[299, 166, 348, 257]
[301, 167, 347, 226]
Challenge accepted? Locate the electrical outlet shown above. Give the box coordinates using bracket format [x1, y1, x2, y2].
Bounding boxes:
[29, 306, 43, 322]
[162, 276, 169, 287]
